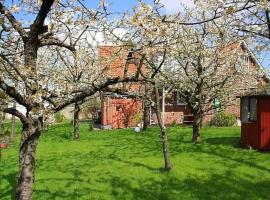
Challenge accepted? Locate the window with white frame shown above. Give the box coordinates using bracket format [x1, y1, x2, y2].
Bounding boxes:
[236, 54, 249, 73]
[176, 91, 186, 106]
[212, 98, 221, 111]
[241, 97, 257, 123]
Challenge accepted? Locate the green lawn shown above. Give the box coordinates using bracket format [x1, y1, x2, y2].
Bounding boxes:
[1, 123, 270, 200]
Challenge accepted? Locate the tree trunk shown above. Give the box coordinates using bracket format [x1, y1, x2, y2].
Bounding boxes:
[16, 39, 40, 200]
[154, 84, 172, 171]
[16, 120, 41, 200]
[142, 101, 150, 130]
[192, 112, 202, 143]
[73, 101, 80, 140]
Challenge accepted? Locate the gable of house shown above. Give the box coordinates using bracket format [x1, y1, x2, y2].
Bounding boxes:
[98, 42, 266, 128]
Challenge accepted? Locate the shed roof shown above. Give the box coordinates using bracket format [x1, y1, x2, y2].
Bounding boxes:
[240, 85, 270, 97]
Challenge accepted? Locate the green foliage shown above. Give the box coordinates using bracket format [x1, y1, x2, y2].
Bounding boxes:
[1, 124, 270, 200]
[211, 111, 236, 127]
[63, 129, 72, 140]
[134, 112, 143, 124]
[54, 112, 65, 123]
[171, 120, 177, 127]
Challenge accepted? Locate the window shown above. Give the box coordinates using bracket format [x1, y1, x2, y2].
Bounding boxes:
[241, 97, 249, 123]
[241, 97, 257, 123]
[249, 98, 257, 121]
[237, 54, 249, 73]
[176, 92, 186, 106]
[213, 98, 221, 111]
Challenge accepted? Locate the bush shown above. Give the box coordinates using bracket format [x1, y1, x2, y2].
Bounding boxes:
[134, 112, 143, 124]
[211, 111, 236, 127]
[54, 112, 65, 123]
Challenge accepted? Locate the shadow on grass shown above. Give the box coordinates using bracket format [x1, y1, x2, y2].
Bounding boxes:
[169, 134, 270, 174]
[2, 126, 270, 199]
[205, 136, 240, 147]
[110, 172, 270, 200]
[1, 172, 17, 200]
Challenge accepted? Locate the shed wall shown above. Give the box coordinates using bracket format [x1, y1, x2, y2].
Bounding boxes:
[241, 97, 259, 149]
[258, 97, 270, 150]
[241, 121, 259, 148]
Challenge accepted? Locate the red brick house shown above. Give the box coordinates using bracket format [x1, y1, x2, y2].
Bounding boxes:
[98, 42, 267, 129]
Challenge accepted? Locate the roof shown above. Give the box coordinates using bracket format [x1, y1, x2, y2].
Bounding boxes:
[239, 41, 269, 81]
[240, 85, 270, 97]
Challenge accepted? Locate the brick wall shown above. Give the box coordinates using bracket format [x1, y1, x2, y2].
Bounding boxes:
[98, 46, 149, 93]
[102, 96, 142, 129]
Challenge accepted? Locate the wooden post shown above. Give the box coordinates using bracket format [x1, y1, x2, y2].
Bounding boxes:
[162, 87, 165, 122]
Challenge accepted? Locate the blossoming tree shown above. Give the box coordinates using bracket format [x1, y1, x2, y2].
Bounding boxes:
[0, 1, 143, 199]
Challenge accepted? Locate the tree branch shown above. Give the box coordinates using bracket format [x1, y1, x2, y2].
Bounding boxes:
[0, 2, 28, 40]
[0, 79, 31, 110]
[30, 0, 54, 36]
[3, 108, 28, 125]
[39, 37, 76, 52]
[54, 76, 144, 111]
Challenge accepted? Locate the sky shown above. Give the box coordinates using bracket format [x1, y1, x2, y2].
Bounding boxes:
[4, 0, 270, 68]
[82, 0, 193, 14]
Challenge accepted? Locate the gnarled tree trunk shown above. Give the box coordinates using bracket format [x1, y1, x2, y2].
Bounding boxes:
[16, 119, 41, 200]
[16, 36, 40, 200]
[154, 84, 172, 171]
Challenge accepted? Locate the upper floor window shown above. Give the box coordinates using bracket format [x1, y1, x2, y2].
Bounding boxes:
[176, 92, 186, 106]
[237, 54, 249, 73]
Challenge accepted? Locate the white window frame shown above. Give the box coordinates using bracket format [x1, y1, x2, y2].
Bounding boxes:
[237, 54, 249, 73]
[176, 91, 186, 106]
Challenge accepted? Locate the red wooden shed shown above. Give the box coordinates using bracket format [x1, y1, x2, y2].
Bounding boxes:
[240, 91, 270, 150]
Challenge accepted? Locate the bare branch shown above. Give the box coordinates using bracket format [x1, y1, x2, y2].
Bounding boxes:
[0, 79, 31, 110]
[0, 2, 28, 40]
[3, 107, 28, 125]
[30, 0, 54, 36]
[39, 37, 76, 52]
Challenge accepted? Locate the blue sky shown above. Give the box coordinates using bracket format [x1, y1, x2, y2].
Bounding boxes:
[4, 0, 270, 68]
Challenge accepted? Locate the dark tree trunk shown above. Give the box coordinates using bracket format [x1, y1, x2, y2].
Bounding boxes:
[154, 84, 172, 171]
[73, 101, 80, 140]
[192, 112, 202, 143]
[16, 40, 40, 200]
[16, 120, 41, 200]
[8, 1, 55, 198]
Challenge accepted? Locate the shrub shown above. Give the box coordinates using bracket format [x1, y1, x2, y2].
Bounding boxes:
[54, 112, 65, 123]
[134, 112, 143, 124]
[211, 111, 236, 127]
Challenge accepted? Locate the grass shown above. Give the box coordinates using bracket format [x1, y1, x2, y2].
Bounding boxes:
[1, 123, 270, 200]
